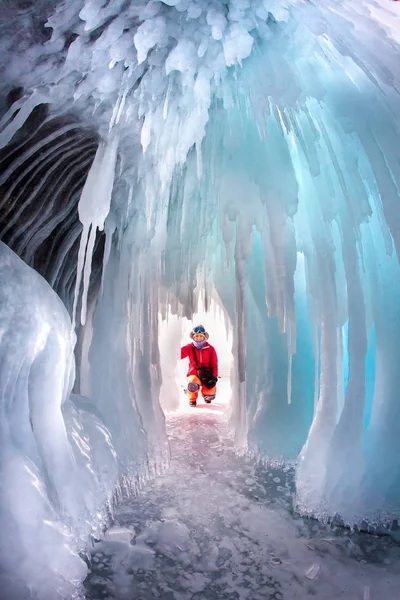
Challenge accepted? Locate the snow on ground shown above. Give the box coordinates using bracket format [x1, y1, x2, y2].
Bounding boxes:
[85, 383, 400, 600]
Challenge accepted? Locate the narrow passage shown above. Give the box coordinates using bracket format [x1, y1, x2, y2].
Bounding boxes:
[85, 395, 400, 600]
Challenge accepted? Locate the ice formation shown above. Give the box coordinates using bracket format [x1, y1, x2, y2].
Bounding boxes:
[0, 0, 400, 596]
[0, 242, 118, 598]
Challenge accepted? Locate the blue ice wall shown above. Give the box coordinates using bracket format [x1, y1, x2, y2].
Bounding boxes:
[244, 232, 315, 459]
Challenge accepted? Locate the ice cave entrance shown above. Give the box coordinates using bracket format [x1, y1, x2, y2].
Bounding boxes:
[159, 294, 233, 413]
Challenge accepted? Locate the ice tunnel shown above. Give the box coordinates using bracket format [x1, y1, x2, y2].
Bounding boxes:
[1, 0, 400, 597]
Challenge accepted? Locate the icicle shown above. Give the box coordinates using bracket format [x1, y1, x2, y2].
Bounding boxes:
[80, 223, 97, 325]
[163, 82, 170, 120]
[313, 329, 320, 415]
[100, 212, 117, 296]
[0, 96, 26, 130]
[266, 202, 287, 334]
[287, 351, 293, 405]
[109, 86, 130, 131]
[0, 91, 47, 149]
[72, 134, 119, 328]
[235, 254, 246, 385]
[115, 88, 129, 126]
[262, 214, 278, 318]
[72, 222, 90, 331]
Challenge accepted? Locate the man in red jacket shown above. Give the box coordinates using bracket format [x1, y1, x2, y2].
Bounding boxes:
[181, 325, 218, 407]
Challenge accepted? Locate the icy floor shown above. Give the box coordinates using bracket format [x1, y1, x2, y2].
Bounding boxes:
[85, 389, 400, 600]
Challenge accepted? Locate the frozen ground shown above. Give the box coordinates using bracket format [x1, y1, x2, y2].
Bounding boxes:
[85, 384, 400, 600]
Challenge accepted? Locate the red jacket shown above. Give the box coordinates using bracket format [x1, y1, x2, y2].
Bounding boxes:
[181, 343, 218, 378]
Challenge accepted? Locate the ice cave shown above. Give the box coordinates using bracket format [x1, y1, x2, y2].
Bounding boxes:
[1, 0, 400, 598]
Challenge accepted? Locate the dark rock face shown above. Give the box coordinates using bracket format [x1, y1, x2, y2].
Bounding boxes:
[0, 102, 104, 313]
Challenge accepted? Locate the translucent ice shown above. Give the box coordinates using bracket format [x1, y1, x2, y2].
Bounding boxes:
[1, 0, 400, 595]
[0, 243, 118, 598]
[73, 134, 119, 327]
[305, 563, 320, 580]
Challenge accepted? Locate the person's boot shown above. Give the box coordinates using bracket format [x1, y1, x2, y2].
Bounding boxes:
[189, 399, 197, 407]
[203, 395, 215, 403]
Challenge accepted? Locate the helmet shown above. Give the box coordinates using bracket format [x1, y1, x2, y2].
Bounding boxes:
[190, 324, 209, 340]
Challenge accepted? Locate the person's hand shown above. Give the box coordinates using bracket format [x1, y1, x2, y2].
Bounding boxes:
[206, 377, 218, 388]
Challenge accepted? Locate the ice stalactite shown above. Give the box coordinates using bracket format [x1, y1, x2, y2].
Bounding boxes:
[159, 315, 184, 412]
[0, 91, 48, 149]
[73, 134, 118, 328]
[296, 250, 339, 515]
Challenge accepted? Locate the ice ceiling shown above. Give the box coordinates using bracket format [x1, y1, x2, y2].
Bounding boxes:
[1, 0, 400, 597]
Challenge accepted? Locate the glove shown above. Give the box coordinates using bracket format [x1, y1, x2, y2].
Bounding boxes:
[205, 377, 218, 389]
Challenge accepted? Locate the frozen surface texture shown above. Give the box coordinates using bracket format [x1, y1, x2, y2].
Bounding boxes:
[85, 397, 400, 600]
[0, 241, 167, 597]
[0, 242, 120, 599]
[1, 1, 400, 596]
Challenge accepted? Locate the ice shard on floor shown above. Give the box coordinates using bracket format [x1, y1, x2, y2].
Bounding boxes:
[0, 0, 400, 596]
